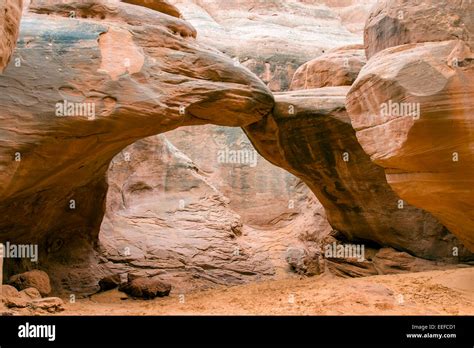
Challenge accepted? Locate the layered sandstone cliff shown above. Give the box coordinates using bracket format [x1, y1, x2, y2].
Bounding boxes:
[172, 0, 367, 91]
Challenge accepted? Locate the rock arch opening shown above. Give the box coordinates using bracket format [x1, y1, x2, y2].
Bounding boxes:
[98, 125, 331, 294]
[1, 0, 473, 305]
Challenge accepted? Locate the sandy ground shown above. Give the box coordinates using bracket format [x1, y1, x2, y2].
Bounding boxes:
[57, 267, 474, 315]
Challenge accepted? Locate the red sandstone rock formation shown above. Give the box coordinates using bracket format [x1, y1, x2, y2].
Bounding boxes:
[290, 44, 366, 90]
[95, 0, 349, 292]
[244, 87, 471, 260]
[172, 0, 367, 91]
[346, 0, 474, 251]
[1, 0, 472, 297]
[0, 0, 273, 293]
[100, 133, 331, 292]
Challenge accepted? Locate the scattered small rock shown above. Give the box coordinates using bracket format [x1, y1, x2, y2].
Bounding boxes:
[2, 283, 62, 313]
[20, 287, 42, 300]
[1, 285, 27, 308]
[119, 276, 171, 299]
[28, 297, 65, 313]
[4, 296, 28, 308]
[8, 270, 52, 296]
[99, 274, 121, 291]
[1, 285, 20, 298]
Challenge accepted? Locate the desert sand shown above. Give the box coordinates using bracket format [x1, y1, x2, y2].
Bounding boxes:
[59, 268, 474, 316]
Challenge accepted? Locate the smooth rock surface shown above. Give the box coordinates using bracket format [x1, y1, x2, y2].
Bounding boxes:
[245, 88, 472, 260]
[0, 0, 273, 293]
[122, 0, 182, 17]
[290, 44, 366, 90]
[347, 0, 474, 251]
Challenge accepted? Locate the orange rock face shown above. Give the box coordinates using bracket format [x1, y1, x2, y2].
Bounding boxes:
[0, 0, 23, 72]
[0, 0, 273, 292]
[245, 87, 471, 260]
[346, 0, 474, 251]
[2, 0, 472, 296]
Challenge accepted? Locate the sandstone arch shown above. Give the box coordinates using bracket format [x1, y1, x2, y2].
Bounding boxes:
[0, 0, 273, 292]
[1, 0, 472, 295]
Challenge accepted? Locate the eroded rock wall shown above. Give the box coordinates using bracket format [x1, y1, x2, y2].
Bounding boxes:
[100, 134, 331, 292]
[245, 88, 471, 261]
[172, 0, 369, 91]
[346, 0, 474, 251]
